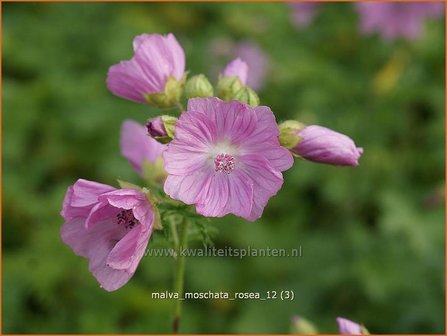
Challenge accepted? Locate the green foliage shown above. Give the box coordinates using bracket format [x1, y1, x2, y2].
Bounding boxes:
[3, 2, 444, 334]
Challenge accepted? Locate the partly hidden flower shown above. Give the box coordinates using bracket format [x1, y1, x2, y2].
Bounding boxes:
[120, 119, 166, 176]
[279, 121, 363, 166]
[163, 97, 293, 221]
[209, 38, 269, 91]
[356, 2, 445, 41]
[218, 58, 260, 106]
[337, 317, 369, 335]
[60, 179, 156, 291]
[107, 33, 185, 106]
[222, 58, 248, 85]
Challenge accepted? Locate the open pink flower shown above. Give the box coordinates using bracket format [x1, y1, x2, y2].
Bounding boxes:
[163, 97, 293, 221]
[60, 179, 155, 291]
[120, 119, 166, 175]
[107, 33, 185, 103]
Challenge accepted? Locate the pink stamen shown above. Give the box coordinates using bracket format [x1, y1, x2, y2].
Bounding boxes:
[214, 153, 235, 174]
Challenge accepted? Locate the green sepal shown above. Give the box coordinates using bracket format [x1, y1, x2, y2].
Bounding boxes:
[144, 75, 186, 108]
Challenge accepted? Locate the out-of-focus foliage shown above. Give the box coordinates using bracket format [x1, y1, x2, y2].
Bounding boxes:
[2, 2, 444, 334]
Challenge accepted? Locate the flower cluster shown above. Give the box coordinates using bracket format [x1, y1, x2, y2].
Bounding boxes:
[60, 33, 363, 291]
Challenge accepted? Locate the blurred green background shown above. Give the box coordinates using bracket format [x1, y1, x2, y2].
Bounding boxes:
[2, 2, 445, 334]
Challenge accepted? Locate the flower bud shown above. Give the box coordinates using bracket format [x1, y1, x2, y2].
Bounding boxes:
[234, 86, 260, 107]
[146, 115, 177, 144]
[145, 75, 185, 108]
[336, 317, 369, 335]
[185, 74, 214, 98]
[279, 122, 363, 166]
[278, 120, 306, 149]
[216, 76, 243, 101]
[290, 316, 318, 334]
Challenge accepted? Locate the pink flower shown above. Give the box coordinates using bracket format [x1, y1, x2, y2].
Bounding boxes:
[336, 317, 363, 335]
[356, 2, 445, 41]
[163, 97, 293, 221]
[60, 179, 155, 291]
[106, 33, 185, 103]
[293, 125, 363, 166]
[222, 58, 248, 85]
[120, 119, 166, 175]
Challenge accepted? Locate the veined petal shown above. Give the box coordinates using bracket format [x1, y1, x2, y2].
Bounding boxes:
[239, 154, 284, 221]
[61, 179, 115, 219]
[106, 224, 152, 273]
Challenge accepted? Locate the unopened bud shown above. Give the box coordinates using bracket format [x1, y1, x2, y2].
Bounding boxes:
[279, 121, 363, 167]
[185, 74, 213, 98]
[290, 316, 318, 334]
[234, 86, 260, 107]
[216, 75, 244, 101]
[146, 115, 177, 144]
[145, 75, 185, 108]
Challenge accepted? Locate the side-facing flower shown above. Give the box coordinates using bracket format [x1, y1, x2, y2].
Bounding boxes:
[146, 116, 177, 144]
[163, 97, 293, 221]
[60, 179, 155, 291]
[337, 317, 369, 335]
[279, 121, 363, 166]
[356, 2, 444, 41]
[107, 33, 185, 106]
[121, 119, 166, 176]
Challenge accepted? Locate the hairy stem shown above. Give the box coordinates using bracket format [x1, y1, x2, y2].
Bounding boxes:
[172, 217, 189, 334]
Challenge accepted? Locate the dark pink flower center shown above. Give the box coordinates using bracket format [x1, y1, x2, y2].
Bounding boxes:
[116, 209, 138, 230]
[214, 153, 235, 174]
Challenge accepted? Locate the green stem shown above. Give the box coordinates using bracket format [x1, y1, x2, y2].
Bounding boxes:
[172, 217, 189, 334]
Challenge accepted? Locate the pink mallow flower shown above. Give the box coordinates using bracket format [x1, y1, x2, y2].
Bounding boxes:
[163, 97, 293, 221]
[336, 317, 363, 335]
[107, 33, 185, 103]
[60, 179, 155, 291]
[356, 2, 445, 41]
[222, 58, 248, 85]
[120, 119, 166, 175]
[293, 125, 363, 166]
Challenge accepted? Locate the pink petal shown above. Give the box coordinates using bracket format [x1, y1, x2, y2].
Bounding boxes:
[222, 58, 248, 85]
[106, 225, 151, 273]
[239, 154, 284, 221]
[61, 179, 115, 219]
[163, 168, 212, 205]
[196, 169, 254, 219]
[120, 119, 166, 175]
[61, 218, 132, 291]
[187, 97, 257, 144]
[241, 106, 293, 172]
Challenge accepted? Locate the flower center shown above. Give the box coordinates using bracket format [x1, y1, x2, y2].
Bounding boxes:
[116, 209, 138, 230]
[214, 153, 235, 174]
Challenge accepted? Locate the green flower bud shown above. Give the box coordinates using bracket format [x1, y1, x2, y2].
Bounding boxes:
[145, 75, 185, 108]
[185, 74, 214, 98]
[290, 316, 318, 334]
[278, 120, 306, 150]
[216, 75, 244, 101]
[234, 86, 260, 107]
